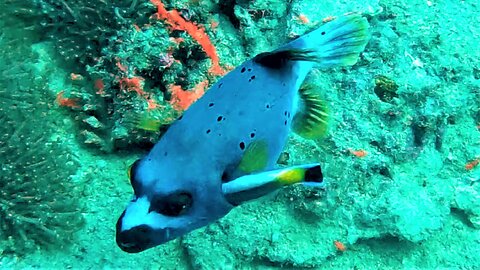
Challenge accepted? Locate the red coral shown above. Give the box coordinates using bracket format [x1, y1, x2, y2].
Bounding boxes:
[150, 0, 226, 75]
[119, 76, 146, 96]
[56, 90, 81, 109]
[169, 80, 209, 111]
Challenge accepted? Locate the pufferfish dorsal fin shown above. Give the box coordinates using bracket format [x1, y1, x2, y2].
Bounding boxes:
[292, 84, 329, 140]
[253, 49, 319, 69]
[237, 140, 269, 174]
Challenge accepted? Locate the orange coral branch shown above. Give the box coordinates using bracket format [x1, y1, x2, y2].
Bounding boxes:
[56, 91, 81, 109]
[150, 0, 226, 75]
[465, 159, 479, 170]
[169, 80, 209, 111]
[119, 76, 146, 96]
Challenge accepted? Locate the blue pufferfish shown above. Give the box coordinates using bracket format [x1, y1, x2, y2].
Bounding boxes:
[116, 14, 370, 253]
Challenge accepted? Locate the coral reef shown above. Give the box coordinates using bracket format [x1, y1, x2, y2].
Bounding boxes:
[1, 0, 154, 70]
[55, 0, 244, 151]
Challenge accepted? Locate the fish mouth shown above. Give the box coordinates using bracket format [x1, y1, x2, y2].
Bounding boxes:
[116, 224, 154, 253]
[116, 238, 147, 253]
[115, 211, 153, 253]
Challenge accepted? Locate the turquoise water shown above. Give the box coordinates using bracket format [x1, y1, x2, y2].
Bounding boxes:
[1, 0, 479, 269]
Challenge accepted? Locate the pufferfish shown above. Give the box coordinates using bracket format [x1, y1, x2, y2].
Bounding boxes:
[116, 14, 370, 253]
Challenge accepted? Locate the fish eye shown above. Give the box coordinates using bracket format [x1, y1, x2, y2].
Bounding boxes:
[149, 192, 193, 217]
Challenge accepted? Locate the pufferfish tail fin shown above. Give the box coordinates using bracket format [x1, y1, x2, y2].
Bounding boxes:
[255, 14, 369, 69]
[222, 164, 324, 206]
[305, 14, 370, 68]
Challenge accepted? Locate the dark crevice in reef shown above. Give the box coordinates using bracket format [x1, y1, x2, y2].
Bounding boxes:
[179, 238, 196, 270]
[450, 208, 475, 228]
[218, 0, 240, 29]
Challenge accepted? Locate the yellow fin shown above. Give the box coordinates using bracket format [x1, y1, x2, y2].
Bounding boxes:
[237, 140, 269, 174]
[292, 85, 329, 139]
[275, 168, 306, 185]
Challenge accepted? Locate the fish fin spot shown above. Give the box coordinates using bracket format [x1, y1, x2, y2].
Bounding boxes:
[253, 49, 319, 69]
[292, 84, 329, 140]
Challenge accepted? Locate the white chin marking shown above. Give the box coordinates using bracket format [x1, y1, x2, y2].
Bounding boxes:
[122, 196, 151, 231]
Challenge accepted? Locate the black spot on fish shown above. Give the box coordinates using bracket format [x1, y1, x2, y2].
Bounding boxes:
[178, 115, 183, 120]
[208, 102, 214, 107]
[248, 68, 252, 72]
[250, 132, 255, 138]
[217, 116, 223, 122]
[248, 75, 256, 82]
[321, 31, 325, 35]
[218, 83, 223, 88]
[284, 111, 287, 116]
[241, 67, 246, 73]
[239, 142, 245, 150]
[206, 129, 211, 134]
[266, 104, 270, 109]
[284, 120, 287, 125]
[164, 152, 168, 156]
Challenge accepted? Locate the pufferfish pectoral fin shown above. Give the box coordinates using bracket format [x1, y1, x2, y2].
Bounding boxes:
[237, 140, 269, 174]
[292, 85, 329, 140]
[222, 164, 324, 206]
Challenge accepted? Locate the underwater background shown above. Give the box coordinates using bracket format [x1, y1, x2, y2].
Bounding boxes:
[0, 0, 479, 269]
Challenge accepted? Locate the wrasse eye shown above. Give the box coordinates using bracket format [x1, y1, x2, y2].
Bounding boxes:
[128, 159, 142, 194]
[149, 192, 193, 217]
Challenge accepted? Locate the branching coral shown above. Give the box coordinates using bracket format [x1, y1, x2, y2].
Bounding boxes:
[0, 109, 85, 254]
[0, 27, 85, 255]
